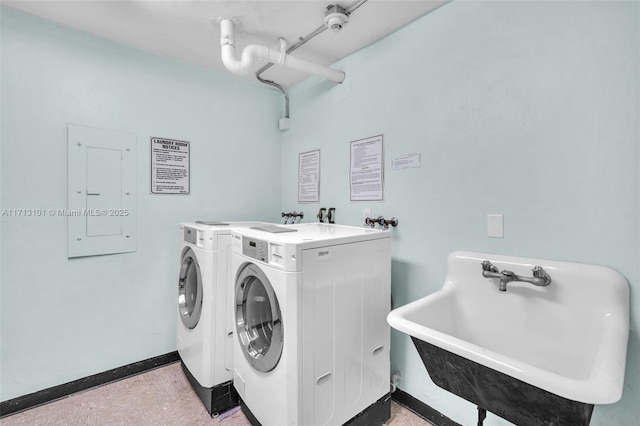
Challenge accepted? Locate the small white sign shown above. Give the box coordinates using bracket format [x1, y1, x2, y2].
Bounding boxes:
[298, 150, 320, 203]
[392, 153, 421, 170]
[151, 137, 190, 194]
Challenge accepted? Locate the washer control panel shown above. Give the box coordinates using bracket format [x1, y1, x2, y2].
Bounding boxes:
[235, 232, 300, 271]
[183, 226, 197, 245]
[242, 236, 268, 262]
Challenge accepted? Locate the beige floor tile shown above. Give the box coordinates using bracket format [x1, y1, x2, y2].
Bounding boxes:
[1, 362, 432, 426]
[140, 364, 194, 408]
[388, 401, 434, 426]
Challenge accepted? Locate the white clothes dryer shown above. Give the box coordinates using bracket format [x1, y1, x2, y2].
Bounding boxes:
[230, 223, 392, 426]
[177, 221, 269, 416]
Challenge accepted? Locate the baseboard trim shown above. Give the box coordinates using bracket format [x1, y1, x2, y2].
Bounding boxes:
[391, 388, 462, 426]
[0, 351, 179, 418]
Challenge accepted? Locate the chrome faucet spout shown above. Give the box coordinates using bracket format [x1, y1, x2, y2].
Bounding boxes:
[498, 270, 516, 291]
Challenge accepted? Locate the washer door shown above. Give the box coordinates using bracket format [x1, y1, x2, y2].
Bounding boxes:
[178, 247, 203, 329]
[235, 263, 283, 372]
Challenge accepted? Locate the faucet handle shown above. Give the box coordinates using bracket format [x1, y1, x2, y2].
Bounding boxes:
[317, 208, 326, 223]
[532, 265, 551, 281]
[384, 217, 399, 228]
[327, 207, 335, 224]
[282, 212, 291, 224]
[481, 260, 499, 273]
[532, 265, 552, 286]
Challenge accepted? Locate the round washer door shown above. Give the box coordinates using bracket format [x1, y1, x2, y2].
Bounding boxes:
[235, 263, 283, 372]
[178, 247, 203, 329]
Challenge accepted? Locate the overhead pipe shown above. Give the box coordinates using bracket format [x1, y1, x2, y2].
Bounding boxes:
[219, 19, 345, 84]
[255, 0, 368, 80]
[253, 1, 368, 130]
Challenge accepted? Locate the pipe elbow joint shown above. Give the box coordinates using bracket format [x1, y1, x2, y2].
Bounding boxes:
[221, 45, 274, 76]
[220, 46, 256, 75]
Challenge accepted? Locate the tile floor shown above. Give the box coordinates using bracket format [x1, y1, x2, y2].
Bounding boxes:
[1, 362, 433, 426]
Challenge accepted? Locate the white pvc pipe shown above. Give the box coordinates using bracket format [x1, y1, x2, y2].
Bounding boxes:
[219, 19, 345, 84]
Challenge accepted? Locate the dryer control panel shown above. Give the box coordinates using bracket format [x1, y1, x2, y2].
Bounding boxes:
[242, 237, 268, 263]
[182, 225, 217, 250]
[183, 226, 197, 245]
[234, 232, 301, 271]
[241, 236, 293, 269]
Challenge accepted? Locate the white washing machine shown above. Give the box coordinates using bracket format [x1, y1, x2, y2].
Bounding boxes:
[230, 223, 392, 426]
[177, 221, 269, 416]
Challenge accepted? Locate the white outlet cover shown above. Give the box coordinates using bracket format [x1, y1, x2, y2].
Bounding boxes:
[488, 214, 504, 238]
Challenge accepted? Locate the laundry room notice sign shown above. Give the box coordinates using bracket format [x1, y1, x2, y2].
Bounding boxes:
[298, 149, 320, 203]
[151, 137, 190, 194]
[350, 134, 384, 202]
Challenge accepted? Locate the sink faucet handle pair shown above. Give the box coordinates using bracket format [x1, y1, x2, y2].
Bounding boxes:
[481, 260, 552, 291]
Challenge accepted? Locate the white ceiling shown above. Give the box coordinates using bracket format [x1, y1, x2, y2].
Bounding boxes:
[3, 0, 448, 88]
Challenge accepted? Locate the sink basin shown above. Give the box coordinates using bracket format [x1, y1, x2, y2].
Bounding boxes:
[388, 251, 629, 409]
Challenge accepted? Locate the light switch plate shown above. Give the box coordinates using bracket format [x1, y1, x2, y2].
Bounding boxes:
[488, 214, 504, 238]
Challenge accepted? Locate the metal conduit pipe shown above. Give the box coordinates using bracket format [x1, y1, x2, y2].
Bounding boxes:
[254, 23, 326, 121]
[256, 74, 290, 119]
[346, 0, 368, 14]
[255, 0, 368, 126]
[255, 0, 367, 80]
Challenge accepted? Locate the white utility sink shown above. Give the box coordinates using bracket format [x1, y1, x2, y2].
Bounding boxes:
[388, 251, 629, 405]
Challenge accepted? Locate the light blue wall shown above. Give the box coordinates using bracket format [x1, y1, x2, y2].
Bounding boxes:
[0, 8, 282, 401]
[282, 1, 639, 425]
[2, 2, 639, 424]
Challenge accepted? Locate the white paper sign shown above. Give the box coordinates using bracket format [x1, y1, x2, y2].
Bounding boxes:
[151, 137, 190, 194]
[298, 150, 320, 203]
[350, 134, 384, 202]
[392, 153, 421, 170]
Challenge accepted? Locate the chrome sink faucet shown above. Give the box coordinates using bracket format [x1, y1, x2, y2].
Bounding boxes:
[481, 260, 552, 292]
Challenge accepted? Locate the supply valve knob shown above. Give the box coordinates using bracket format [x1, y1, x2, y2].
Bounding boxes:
[385, 217, 399, 228]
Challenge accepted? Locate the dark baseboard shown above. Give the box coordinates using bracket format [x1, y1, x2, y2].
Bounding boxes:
[0, 351, 179, 418]
[391, 388, 462, 426]
[344, 393, 391, 426]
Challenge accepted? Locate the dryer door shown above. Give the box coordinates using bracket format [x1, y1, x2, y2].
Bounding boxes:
[178, 247, 203, 329]
[235, 263, 283, 372]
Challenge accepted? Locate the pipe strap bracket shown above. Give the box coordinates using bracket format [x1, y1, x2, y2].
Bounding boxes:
[277, 38, 287, 65]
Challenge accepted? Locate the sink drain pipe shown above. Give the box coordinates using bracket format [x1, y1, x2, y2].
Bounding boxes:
[219, 19, 345, 83]
[477, 406, 487, 426]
